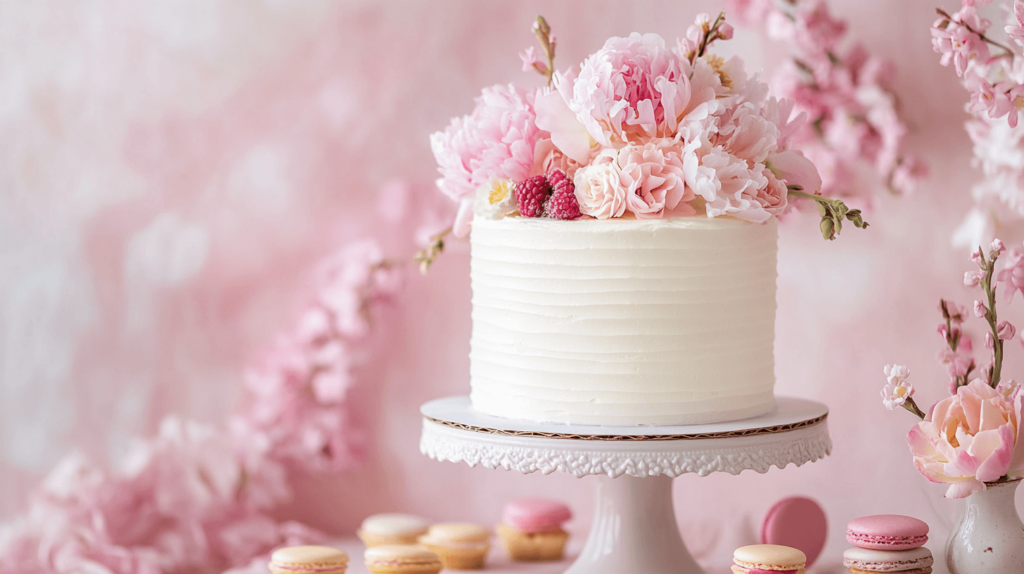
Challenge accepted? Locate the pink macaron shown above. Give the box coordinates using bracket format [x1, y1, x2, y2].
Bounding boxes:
[760, 497, 828, 568]
[502, 499, 571, 533]
[846, 515, 929, 551]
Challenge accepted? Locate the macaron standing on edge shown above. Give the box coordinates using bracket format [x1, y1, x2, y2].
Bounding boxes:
[364, 545, 443, 574]
[497, 498, 572, 561]
[732, 544, 807, 574]
[846, 515, 929, 551]
[357, 513, 430, 547]
[269, 545, 349, 574]
[761, 497, 828, 568]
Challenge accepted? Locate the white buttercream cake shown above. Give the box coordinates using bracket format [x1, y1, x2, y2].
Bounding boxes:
[468, 215, 778, 426]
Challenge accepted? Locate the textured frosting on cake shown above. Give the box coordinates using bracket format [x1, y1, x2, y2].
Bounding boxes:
[469, 215, 779, 425]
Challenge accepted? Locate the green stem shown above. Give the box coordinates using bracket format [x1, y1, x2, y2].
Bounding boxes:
[978, 248, 1003, 388]
[903, 397, 927, 420]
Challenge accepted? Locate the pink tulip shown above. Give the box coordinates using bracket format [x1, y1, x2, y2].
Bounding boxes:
[907, 379, 1024, 498]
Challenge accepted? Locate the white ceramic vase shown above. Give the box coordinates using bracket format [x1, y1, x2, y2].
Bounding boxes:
[945, 478, 1024, 574]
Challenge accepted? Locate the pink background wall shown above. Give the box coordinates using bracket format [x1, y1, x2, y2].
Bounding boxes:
[3, 0, 1022, 571]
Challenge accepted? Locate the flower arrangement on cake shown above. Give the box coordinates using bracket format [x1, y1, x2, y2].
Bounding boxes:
[931, 0, 1024, 247]
[420, 13, 869, 270]
[883, 239, 1024, 499]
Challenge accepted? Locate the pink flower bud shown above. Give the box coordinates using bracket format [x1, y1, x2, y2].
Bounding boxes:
[964, 271, 982, 287]
[992, 238, 1005, 255]
[974, 299, 988, 318]
[986, 331, 995, 349]
[719, 22, 735, 40]
[938, 323, 949, 338]
[971, 250, 983, 266]
[998, 320, 1016, 340]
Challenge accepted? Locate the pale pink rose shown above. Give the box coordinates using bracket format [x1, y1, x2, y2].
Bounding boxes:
[558, 33, 694, 146]
[907, 379, 1024, 498]
[430, 83, 544, 208]
[573, 149, 628, 220]
[615, 139, 695, 219]
[534, 138, 591, 180]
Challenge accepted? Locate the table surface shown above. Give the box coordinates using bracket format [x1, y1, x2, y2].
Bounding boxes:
[303, 537, 856, 574]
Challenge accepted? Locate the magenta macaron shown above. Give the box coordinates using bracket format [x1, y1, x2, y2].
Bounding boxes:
[846, 515, 929, 550]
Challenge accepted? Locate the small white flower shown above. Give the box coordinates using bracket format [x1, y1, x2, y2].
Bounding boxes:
[472, 178, 516, 220]
[882, 364, 914, 410]
[997, 378, 1020, 399]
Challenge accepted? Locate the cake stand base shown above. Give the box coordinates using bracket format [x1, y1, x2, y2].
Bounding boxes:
[420, 396, 831, 574]
[571, 475, 700, 574]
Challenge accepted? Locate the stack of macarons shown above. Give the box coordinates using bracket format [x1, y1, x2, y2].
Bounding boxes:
[731, 544, 807, 573]
[496, 498, 572, 561]
[843, 515, 933, 574]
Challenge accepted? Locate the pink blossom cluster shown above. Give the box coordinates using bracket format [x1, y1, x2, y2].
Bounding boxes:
[430, 14, 827, 234]
[729, 0, 927, 199]
[0, 240, 402, 573]
[933, 0, 1024, 127]
[885, 239, 1024, 498]
[941, 1, 1024, 250]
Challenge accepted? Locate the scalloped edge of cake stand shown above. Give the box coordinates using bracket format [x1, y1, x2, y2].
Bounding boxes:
[418, 395, 831, 574]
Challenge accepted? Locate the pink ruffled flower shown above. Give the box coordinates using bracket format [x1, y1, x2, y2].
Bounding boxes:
[573, 149, 628, 220]
[684, 143, 773, 222]
[553, 33, 694, 147]
[616, 139, 694, 219]
[907, 379, 1024, 498]
[998, 248, 1024, 301]
[430, 84, 544, 235]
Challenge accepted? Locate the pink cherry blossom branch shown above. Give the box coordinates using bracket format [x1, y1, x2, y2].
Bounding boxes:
[972, 243, 1006, 387]
[935, 7, 1017, 59]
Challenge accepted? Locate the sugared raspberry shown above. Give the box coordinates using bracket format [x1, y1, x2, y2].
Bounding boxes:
[547, 168, 570, 189]
[546, 170, 581, 220]
[515, 175, 551, 218]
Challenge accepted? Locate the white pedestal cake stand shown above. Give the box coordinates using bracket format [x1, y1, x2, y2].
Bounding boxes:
[419, 396, 831, 574]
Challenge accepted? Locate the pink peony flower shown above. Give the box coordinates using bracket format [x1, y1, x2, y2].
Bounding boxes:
[999, 248, 1024, 301]
[430, 84, 544, 235]
[881, 364, 914, 410]
[573, 149, 628, 219]
[685, 143, 773, 222]
[615, 139, 695, 219]
[554, 33, 694, 147]
[907, 379, 1024, 498]
[534, 138, 590, 180]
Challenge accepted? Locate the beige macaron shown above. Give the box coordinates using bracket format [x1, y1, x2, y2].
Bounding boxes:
[364, 545, 442, 574]
[269, 545, 348, 574]
[418, 523, 491, 570]
[357, 513, 430, 547]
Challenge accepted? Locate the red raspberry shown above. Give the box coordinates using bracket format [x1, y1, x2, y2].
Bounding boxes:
[546, 170, 581, 220]
[514, 175, 551, 218]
